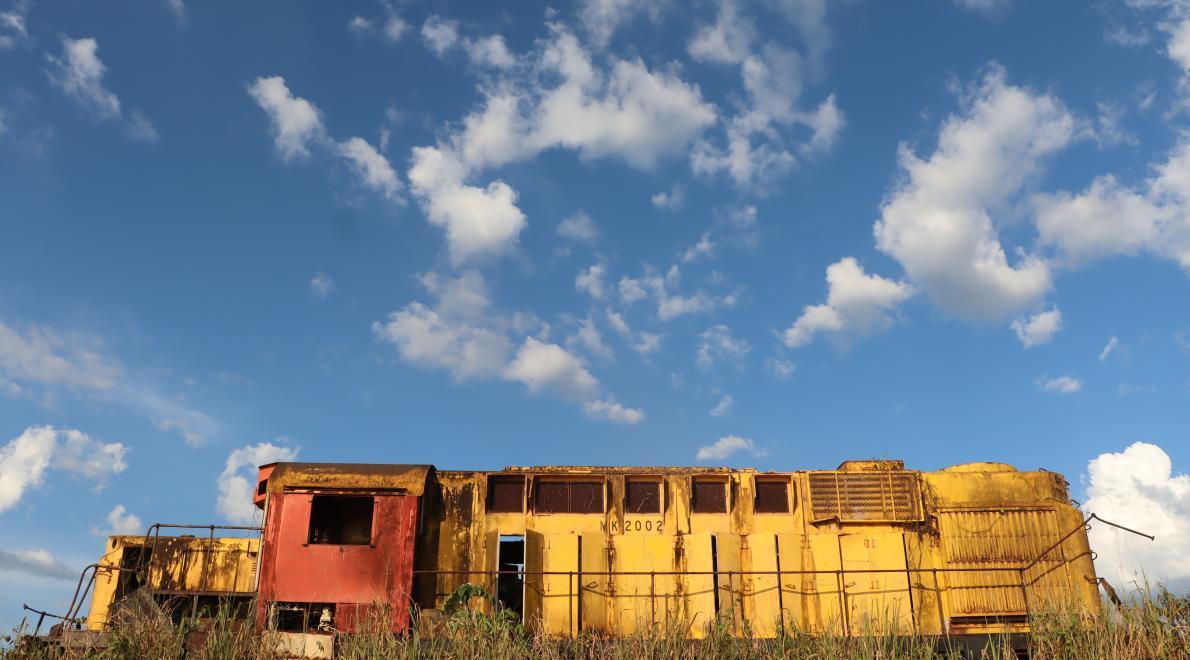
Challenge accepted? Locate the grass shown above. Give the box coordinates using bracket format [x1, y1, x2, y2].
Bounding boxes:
[3, 587, 1187, 659]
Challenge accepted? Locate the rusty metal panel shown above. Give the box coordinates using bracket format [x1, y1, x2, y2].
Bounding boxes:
[486, 476, 524, 513]
[611, 534, 674, 634]
[746, 534, 783, 637]
[808, 471, 922, 522]
[580, 534, 609, 633]
[754, 479, 790, 514]
[938, 509, 1064, 619]
[535, 481, 603, 514]
[624, 479, 661, 514]
[682, 534, 716, 638]
[256, 491, 419, 633]
[264, 463, 433, 496]
[692, 479, 727, 514]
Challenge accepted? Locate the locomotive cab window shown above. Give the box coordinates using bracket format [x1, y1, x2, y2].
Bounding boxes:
[691, 478, 728, 514]
[625, 479, 661, 514]
[487, 476, 526, 513]
[308, 495, 374, 545]
[534, 480, 604, 514]
[755, 478, 790, 513]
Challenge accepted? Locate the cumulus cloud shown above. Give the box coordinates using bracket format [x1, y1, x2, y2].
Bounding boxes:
[421, 17, 515, 69]
[0, 548, 76, 580]
[583, 399, 645, 424]
[375, 276, 642, 423]
[1033, 136, 1190, 273]
[766, 357, 795, 380]
[338, 137, 402, 200]
[1037, 375, 1082, 394]
[310, 272, 334, 299]
[619, 265, 733, 321]
[575, 263, 608, 299]
[696, 325, 751, 367]
[46, 36, 158, 140]
[605, 308, 663, 355]
[105, 504, 142, 535]
[217, 441, 298, 523]
[579, 0, 664, 48]
[710, 394, 733, 417]
[651, 184, 685, 211]
[0, 426, 128, 512]
[247, 76, 326, 162]
[874, 67, 1073, 321]
[1011, 307, 1062, 348]
[784, 257, 914, 347]
[1084, 442, 1190, 592]
[558, 211, 598, 242]
[0, 1, 30, 49]
[1100, 336, 1119, 362]
[0, 321, 121, 390]
[680, 233, 715, 263]
[696, 434, 765, 462]
[407, 146, 527, 263]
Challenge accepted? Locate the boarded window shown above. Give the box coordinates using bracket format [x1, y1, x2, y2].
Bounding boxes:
[692, 479, 728, 513]
[487, 476, 525, 513]
[755, 478, 790, 513]
[625, 479, 661, 514]
[308, 495, 374, 545]
[534, 481, 604, 514]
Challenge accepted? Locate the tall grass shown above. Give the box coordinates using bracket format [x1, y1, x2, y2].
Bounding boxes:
[4, 587, 1187, 659]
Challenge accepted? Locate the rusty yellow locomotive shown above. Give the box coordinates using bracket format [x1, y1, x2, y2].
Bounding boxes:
[35, 457, 1127, 654]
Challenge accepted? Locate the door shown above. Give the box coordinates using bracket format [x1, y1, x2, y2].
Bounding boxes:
[839, 531, 913, 635]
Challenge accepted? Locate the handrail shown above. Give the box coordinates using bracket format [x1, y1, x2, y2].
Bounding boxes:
[1022, 513, 1154, 574]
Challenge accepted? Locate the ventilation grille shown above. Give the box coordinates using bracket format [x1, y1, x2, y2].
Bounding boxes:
[808, 471, 922, 522]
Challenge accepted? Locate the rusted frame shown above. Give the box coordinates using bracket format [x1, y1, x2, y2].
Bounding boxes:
[21, 604, 71, 636]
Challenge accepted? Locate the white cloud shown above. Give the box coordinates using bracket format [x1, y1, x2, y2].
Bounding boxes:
[651, 184, 685, 211]
[383, 14, 407, 42]
[348, 15, 373, 35]
[696, 434, 764, 462]
[619, 265, 730, 321]
[1100, 336, 1119, 362]
[874, 67, 1073, 321]
[784, 257, 914, 347]
[681, 233, 715, 262]
[766, 357, 795, 380]
[566, 317, 613, 359]
[338, 137, 402, 200]
[247, 76, 326, 162]
[558, 211, 598, 242]
[166, 0, 187, 24]
[575, 263, 608, 299]
[1037, 375, 1082, 394]
[421, 16, 460, 55]
[583, 399, 645, 424]
[579, 0, 663, 48]
[310, 272, 334, 299]
[953, 0, 1010, 13]
[688, 1, 755, 65]
[0, 549, 75, 580]
[417, 269, 490, 319]
[619, 276, 648, 304]
[372, 302, 514, 381]
[710, 394, 733, 417]
[105, 504, 142, 535]
[1011, 307, 1062, 348]
[1033, 136, 1190, 272]
[0, 321, 121, 390]
[407, 146, 527, 263]
[217, 441, 298, 523]
[697, 324, 751, 367]
[605, 308, 662, 355]
[0, 1, 30, 49]
[0, 426, 127, 512]
[504, 337, 599, 400]
[1084, 442, 1190, 592]
[46, 36, 158, 141]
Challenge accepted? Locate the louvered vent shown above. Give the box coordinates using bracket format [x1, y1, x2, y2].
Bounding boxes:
[808, 470, 923, 522]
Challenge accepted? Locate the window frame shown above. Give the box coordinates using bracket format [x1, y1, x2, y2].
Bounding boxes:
[532, 478, 606, 515]
[624, 477, 663, 515]
[754, 477, 792, 514]
[486, 475, 527, 514]
[306, 494, 375, 546]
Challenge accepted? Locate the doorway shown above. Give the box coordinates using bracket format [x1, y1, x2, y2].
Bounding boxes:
[496, 535, 524, 618]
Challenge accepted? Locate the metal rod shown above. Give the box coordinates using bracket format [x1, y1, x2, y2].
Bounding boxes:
[1022, 513, 1153, 574]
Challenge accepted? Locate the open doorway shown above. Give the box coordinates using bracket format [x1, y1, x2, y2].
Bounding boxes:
[496, 535, 524, 618]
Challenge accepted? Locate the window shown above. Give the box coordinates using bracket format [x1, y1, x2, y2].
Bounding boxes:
[692, 479, 727, 513]
[257, 479, 268, 496]
[487, 476, 525, 513]
[625, 479, 661, 514]
[755, 478, 790, 513]
[534, 481, 604, 514]
[308, 495, 374, 545]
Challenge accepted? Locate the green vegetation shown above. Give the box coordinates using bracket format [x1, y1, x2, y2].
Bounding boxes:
[4, 587, 1187, 659]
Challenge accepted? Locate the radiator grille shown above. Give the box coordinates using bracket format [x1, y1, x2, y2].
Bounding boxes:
[807, 471, 922, 522]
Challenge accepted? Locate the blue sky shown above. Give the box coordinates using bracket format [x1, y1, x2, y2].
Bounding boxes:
[2, 0, 1190, 629]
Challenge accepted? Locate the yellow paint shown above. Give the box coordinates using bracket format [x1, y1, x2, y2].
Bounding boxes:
[85, 535, 259, 631]
[427, 461, 1101, 638]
